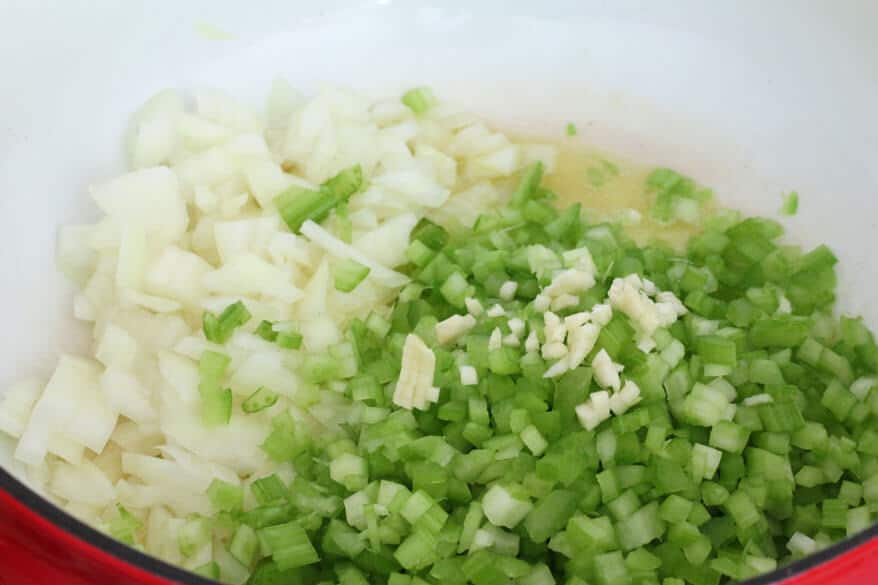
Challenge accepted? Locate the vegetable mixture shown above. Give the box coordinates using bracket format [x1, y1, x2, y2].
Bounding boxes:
[1, 84, 877, 585]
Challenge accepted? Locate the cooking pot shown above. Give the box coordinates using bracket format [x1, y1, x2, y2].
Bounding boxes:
[1, 1, 876, 583]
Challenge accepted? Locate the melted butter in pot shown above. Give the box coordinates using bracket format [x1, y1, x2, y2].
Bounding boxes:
[530, 136, 709, 250]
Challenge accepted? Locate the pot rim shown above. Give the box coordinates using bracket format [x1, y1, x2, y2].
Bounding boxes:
[1, 463, 876, 584]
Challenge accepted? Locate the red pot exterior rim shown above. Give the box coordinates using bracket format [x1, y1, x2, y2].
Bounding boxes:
[1, 465, 876, 584]
[0, 466, 213, 585]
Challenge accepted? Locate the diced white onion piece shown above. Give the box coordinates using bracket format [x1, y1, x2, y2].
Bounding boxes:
[65, 378, 118, 456]
[195, 89, 263, 133]
[265, 78, 304, 155]
[116, 225, 148, 291]
[229, 352, 298, 398]
[15, 355, 101, 466]
[179, 114, 234, 152]
[353, 213, 418, 269]
[90, 167, 187, 245]
[300, 315, 342, 353]
[204, 254, 301, 303]
[467, 144, 521, 179]
[73, 294, 96, 321]
[127, 89, 184, 169]
[213, 217, 281, 265]
[96, 323, 139, 370]
[158, 350, 201, 405]
[120, 289, 181, 313]
[300, 220, 409, 288]
[100, 367, 156, 425]
[0, 378, 43, 439]
[415, 145, 457, 187]
[371, 99, 412, 126]
[175, 134, 270, 189]
[50, 460, 116, 507]
[428, 181, 500, 229]
[371, 170, 450, 208]
[145, 246, 213, 307]
[57, 225, 97, 286]
[448, 124, 509, 157]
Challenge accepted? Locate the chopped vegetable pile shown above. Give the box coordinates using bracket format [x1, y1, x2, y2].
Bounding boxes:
[2, 84, 877, 585]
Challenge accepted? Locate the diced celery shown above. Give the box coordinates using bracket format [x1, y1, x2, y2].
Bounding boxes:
[682, 384, 730, 427]
[617, 502, 665, 551]
[749, 318, 810, 348]
[593, 551, 629, 585]
[482, 485, 532, 528]
[401, 87, 437, 114]
[511, 162, 545, 208]
[109, 505, 142, 546]
[207, 479, 243, 513]
[242, 386, 278, 413]
[198, 350, 232, 427]
[724, 491, 761, 529]
[275, 166, 362, 232]
[259, 522, 319, 570]
[192, 562, 220, 580]
[334, 259, 371, 292]
[179, 516, 211, 557]
[440, 272, 472, 309]
[709, 421, 750, 454]
[567, 515, 617, 551]
[230, 524, 259, 566]
[394, 531, 437, 571]
[821, 380, 857, 421]
[203, 301, 251, 344]
[524, 490, 577, 543]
